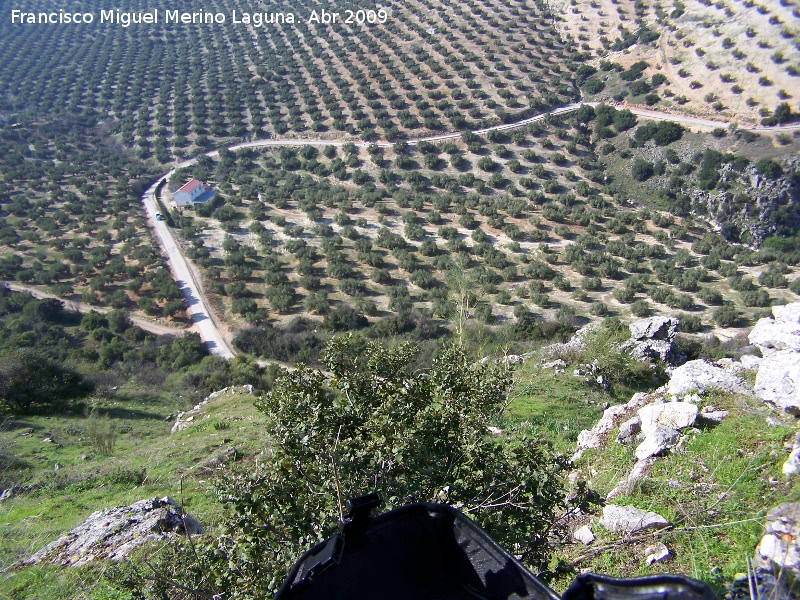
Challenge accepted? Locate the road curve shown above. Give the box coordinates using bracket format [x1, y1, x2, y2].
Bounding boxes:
[143, 102, 798, 357]
[2, 282, 188, 337]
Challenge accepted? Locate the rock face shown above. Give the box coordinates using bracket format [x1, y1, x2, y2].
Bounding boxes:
[750, 303, 800, 415]
[23, 497, 203, 567]
[623, 317, 681, 363]
[666, 360, 748, 396]
[749, 304, 800, 357]
[599, 504, 669, 535]
[754, 503, 800, 576]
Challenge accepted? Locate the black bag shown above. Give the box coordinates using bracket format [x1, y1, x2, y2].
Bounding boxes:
[276, 494, 716, 600]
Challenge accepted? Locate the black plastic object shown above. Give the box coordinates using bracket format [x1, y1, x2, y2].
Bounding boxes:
[275, 494, 717, 600]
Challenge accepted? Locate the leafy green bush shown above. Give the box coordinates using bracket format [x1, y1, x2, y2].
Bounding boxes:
[120, 338, 587, 599]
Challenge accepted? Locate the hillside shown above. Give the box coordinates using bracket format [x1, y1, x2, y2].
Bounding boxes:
[1, 0, 799, 598]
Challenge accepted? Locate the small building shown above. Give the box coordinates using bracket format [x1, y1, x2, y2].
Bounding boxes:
[174, 179, 217, 207]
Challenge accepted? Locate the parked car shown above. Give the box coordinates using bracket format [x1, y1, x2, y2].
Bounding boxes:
[155, 213, 164, 221]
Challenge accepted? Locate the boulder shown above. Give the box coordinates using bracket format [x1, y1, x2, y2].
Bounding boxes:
[629, 316, 680, 341]
[573, 525, 595, 545]
[638, 402, 698, 435]
[23, 497, 203, 567]
[754, 503, 800, 576]
[748, 303, 800, 358]
[754, 350, 800, 415]
[623, 317, 681, 363]
[599, 504, 670, 535]
[617, 416, 642, 445]
[635, 427, 681, 461]
[666, 360, 748, 396]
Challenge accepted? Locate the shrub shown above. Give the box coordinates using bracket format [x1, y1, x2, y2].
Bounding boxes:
[713, 304, 739, 327]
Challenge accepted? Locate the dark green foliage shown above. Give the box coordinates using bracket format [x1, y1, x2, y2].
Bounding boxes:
[139, 337, 583, 599]
[0, 350, 92, 414]
[755, 158, 783, 180]
[322, 305, 369, 332]
[713, 304, 739, 327]
[631, 159, 655, 181]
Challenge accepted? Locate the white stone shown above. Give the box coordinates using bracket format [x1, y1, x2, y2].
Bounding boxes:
[617, 416, 642, 445]
[629, 317, 679, 341]
[699, 406, 729, 424]
[748, 303, 800, 357]
[638, 402, 698, 435]
[740, 355, 762, 370]
[645, 542, 670, 565]
[573, 525, 595, 545]
[754, 350, 800, 415]
[783, 433, 800, 477]
[23, 497, 203, 567]
[607, 457, 656, 500]
[635, 427, 681, 460]
[599, 504, 670, 535]
[755, 503, 800, 575]
[666, 360, 748, 395]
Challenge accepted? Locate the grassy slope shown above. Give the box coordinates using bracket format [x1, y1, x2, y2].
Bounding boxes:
[0, 388, 268, 599]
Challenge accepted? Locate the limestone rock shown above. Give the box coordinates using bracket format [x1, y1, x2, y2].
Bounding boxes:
[599, 504, 670, 535]
[635, 427, 681, 461]
[754, 350, 800, 415]
[172, 385, 254, 434]
[573, 525, 595, 545]
[623, 317, 681, 363]
[645, 542, 670, 565]
[783, 433, 800, 478]
[629, 317, 680, 341]
[740, 354, 762, 370]
[699, 405, 729, 424]
[755, 503, 800, 576]
[748, 303, 800, 358]
[617, 416, 642, 445]
[23, 497, 203, 567]
[666, 360, 748, 396]
[638, 402, 698, 435]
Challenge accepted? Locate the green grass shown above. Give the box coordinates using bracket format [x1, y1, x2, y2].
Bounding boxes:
[0, 388, 269, 599]
[567, 391, 800, 594]
[505, 359, 607, 454]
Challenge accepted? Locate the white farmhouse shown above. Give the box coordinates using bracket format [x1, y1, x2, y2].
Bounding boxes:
[174, 179, 216, 207]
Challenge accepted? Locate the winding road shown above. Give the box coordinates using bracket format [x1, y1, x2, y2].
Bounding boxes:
[141, 103, 799, 358]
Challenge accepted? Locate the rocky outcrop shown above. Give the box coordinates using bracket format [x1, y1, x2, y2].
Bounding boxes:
[172, 385, 254, 434]
[666, 360, 748, 396]
[749, 304, 800, 358]
[622, 316, 680, 363]
[750, 303, 800, 415]
[691, 157, 799, 247]
[599, 504, 669, 535]
[23, 497, 202, 567]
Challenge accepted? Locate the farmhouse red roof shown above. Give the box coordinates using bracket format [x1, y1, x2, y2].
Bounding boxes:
[178, 179, 202, 193]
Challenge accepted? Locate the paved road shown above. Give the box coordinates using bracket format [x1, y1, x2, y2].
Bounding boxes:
[3, 282, 188, 337]
[143, 102, 798, 358]
[141, 180, 236, 358]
